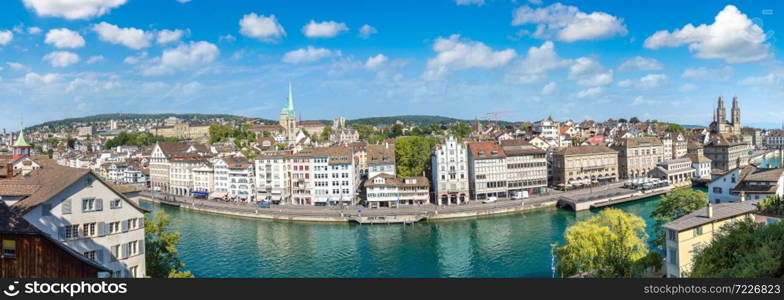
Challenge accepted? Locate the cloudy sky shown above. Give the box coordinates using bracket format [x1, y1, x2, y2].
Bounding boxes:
[1, 0, 783, 131]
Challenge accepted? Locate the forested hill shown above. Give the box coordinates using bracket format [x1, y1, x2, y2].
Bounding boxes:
[30, 113, 249, 130]
[349, 115, 507, 127]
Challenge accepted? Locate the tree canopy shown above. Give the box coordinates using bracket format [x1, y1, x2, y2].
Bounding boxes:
[650, 189, 707, 249]
[104, 132, 178, 149]
[449, 122, 472, 139]
[690, 219, 784, 278]
[394, 136, 438, 178]
[144, 211, 194, 278]
[554, 208, 655, 278]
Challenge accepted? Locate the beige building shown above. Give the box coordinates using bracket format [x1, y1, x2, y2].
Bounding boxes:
[663, 200, 757, 278]
[551, 145, 619, 188]
[650, 158, 695, 187]
[151, 122, 210, 140]
[613, 137, 664, 179]
[704, 134, 749, 172]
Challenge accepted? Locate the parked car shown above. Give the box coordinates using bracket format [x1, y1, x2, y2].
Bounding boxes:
[258, 201, 271, 208]
[482, 196, 497, 204]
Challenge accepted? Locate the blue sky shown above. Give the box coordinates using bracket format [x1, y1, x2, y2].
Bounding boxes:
[1, 0, 783, 131]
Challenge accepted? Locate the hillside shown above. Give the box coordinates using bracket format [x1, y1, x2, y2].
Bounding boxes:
[348, 115, 513, 127]
[30, 113, 252, 130]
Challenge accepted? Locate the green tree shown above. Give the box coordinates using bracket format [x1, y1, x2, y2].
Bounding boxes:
[665, 123, 686, 135]
[394, 136, 438, 178]
[320, 125, 332, 142]
[145, 211, 194, 278]
[209, 124, 233, 144]
[690, 219, 784, 278]
[650, 189, 707, 249]
[449, 122, 472, 139]
[554, 208, 651, 278]
[390, 124, 404, 138]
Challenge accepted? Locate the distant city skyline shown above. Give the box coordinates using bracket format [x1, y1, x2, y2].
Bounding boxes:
[2, 0, 784, 130]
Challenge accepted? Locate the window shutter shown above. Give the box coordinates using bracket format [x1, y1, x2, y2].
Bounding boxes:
[96, 198, 103, 211]
[139, 217, 145, 228]
[96, 250, 104, 264]
[58, 226, 65, 240]
[122, 243, 129, 259]
[122, 220, 129, 232]
[98, 222, 107, 237]
[62, 199, 72, 214]
[138, 240, 144, 255]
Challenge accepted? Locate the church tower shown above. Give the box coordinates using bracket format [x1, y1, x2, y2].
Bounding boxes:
[12, 125, 31, 160]
[278, 81, 298, 144]
[731, 96, 740, 133]
[715, 96, 726, 125]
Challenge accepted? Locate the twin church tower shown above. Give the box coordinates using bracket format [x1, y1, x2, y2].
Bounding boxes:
[709, 96, 741, 135]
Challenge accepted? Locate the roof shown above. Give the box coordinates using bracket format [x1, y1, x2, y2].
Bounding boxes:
[663, 201, 758, 231]
[367, 144, 395, 165]
[0, 160, 148, 215]
[554, 145, 617, 156]
[298, 121, 324, 127]
[684, 152, 711, 163]
[468, 141, 505, 159]
[296, 146, 353, 164]
[13, 128, 31, 148]
[500, 139, 545, 156]
[617, 137, 662, 148]
[365, 173, 429, 188]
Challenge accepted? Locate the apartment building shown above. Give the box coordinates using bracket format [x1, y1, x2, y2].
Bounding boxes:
[366, 174, 429, 208]
[254, 152, 292, 204]
[431, 136, 470, 205]
[224, 157, 254, 201]
[192, 163, 213, 196]
[149, 142, 211, 195]
[467, 142, 508, 201]
[0, 161, 147, 278]
[663, 201, 757, 278]
[764, 130, 784, 149]
[500, 139, 548, 197]
[551, 145, 619, 188]
[613, 137, 664, 179]
[307, 146, 355, 205]
[704, 134, 749, 172]
[650, 158, 695, 187]
[708, 165, 784, 204]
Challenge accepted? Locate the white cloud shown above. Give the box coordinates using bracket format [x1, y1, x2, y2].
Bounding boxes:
[239, 13, 286, 42]
[681, 66, 733, 81]
[424, 34, 517, 79]
[541, 81, 557, 95]
[631, 95, 659, 105]
[302, 20, 348, 38]
[365, 54, 388, 70]
[43, 51, 80, 67]
[219, 34, 236, 43]
[157, 29, 185, 44]
[507, 41, 571, 83]
[740, 73, 782, 86]
[44, 28, 86, 48]
[359, 24, 377, 39]
[617, 56, 662, 72]
[576, 86, 603, 98]
[679, 83, 698, 92]
[282, 46, 340, 64]
[455, 0, 485, 6]
[124, 52, 148, 64]
[0, 30, 13, 46]
[7, 62, 30, 72]
[86, 55, 105, 64]
[24, 72, 60, 86]
[177, 0, 191, 3]
[27, 27, 42, 34]
[92, 22, 152, 49]
[512, 3, 627, 42]
[618, 74, 668, 89]
[22, 0, 128, 20]
[643, 5, 771, 63]
[568, 57, 613, 86]
[143, 41, 219, 75]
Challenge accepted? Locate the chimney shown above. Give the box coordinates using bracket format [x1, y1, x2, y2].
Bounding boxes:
[707, 202, 713, 218]
[739, 191, 746, 202]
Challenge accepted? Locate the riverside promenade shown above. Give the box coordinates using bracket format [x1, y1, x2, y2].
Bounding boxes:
[140, 182, 629, 224]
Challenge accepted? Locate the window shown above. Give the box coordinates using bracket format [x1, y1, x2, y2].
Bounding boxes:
[82, 198, 95, 212]
[712, 187, 722, 194]
[84, 250, 97, 261]
[65, 224, 80, 239]
[130, 266, 139, 278]
[111, 244, 120, 261]
[693, 226, 703, 237]
[668, 248, 678, 265]
[110, 198, 122, 209]
[129, 241, 139, 256]
[667, 229, 677, 242]
[83, 223, 97, 237]
[109, 221, 121, 234]
[2, 240, 16, 258]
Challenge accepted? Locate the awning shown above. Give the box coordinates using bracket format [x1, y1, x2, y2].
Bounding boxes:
[192, 191, 209, 195]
